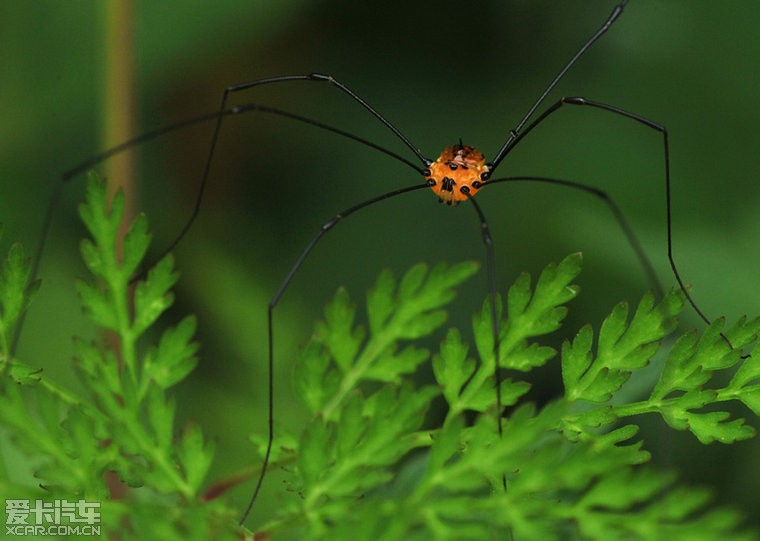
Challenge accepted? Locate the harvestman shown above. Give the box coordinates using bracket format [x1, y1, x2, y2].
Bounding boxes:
[12, 0, 729, 528]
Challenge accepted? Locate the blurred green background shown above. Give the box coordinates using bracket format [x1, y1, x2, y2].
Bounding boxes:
[2, 0, 759, 532]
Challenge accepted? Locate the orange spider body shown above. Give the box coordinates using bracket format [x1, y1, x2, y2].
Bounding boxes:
[426, 144, 490, 205]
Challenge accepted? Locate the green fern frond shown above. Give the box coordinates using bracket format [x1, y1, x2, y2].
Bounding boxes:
[1, 174, 758, 540]
[0, 175, 238, 540]
[260, 250, 759, 540]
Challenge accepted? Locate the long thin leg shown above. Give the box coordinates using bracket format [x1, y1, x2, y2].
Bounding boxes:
[142, 74, 431, 278]
[239, 181, 430, 526]
[486, 96, 715, 330]
[63, 102, 422, 183]
[464, 191, 502, 433]
[10, 181, 63, 356]
[11, 101, 424, 355]
[227, 74, 430, 165]
[482, 175, 664, 299]
[464, 189, 509, 495]
[489, 0, 630, 172]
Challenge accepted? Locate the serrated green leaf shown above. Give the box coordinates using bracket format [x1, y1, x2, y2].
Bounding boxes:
[61, 406, 111, 495]
[0, 241, 39, 354]
[730, 351, 760, 390]
[0, 243, 32, 330]
[250, 428, 298, 464]
[132, 256, 178, 336]
[78, 174, 126, 285]
[471, 293, 501, 370]
[7, 359, 42, 385]
[593, 424, 645, 452]
[268, 255, 760, 540]
[690, 318, 739, 372]
[656, 485, 713, 521]
[501, 253, 582, 362]
[565, 288, 683, 404]
[178, 423, 214, 492]
[436, 256, 582, 427]
[506, 272, 531, 317]
[398, 309, 448, 340]
[302, 384, 437, 505]
[299, 417, 331, 490]
[578, 405, 619, 428]
[597, 301, 629, 355]
[142, 316, 198, 392]
[364, 345, 428, 383]
[653, 329, 700, 400]
[678, 410, 755, 444]
[313, 261, 477, 421]
[76, 279, 119, 330]
[581, 367, 632, 402]
[580, 467, 671, 511]
[465, 379, 530, 413]
[72, 338, 123, 415]
[317, 287, 364, 373]
[367, 268, 395, 335]
[79, 237, 105, 278]
[562, 324, 595, 398]
[121, 213, 152, 278]
[433, 328, 475, 407]
[503, 342, 557, 372]
[562, 406, 619, 442]
[725, 316, 760, 353]
[294, 339, 336, 414]
[734, 385, 760, 416]
[374, 263, 466, 345]
[335, 391, 367, 458]
[0, 172, 247, 536]
[653, 316, 745, 402]
[427, 415, 464, 474]
[359, 385, 438, 464]
[146, 386, 176, 451]
[526, 252, 582, 317]
[397, 262, 427, 300]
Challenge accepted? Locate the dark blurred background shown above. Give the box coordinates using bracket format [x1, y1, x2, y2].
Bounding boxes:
[2, 0, 759, 531]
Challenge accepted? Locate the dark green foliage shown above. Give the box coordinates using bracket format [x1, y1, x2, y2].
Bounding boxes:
[257, 251, 758, 540]
[0, 175, 237, 540]
[0, 175, 758, 540]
